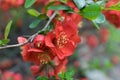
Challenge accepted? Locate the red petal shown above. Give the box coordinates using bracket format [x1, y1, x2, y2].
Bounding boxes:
[28, 48, 43, 53]
[70, 34, 81, 45]
[17, 37, 27, 44]
[61, 42, 75, 57]
[51, 47, 65, 60]
[45, 31, 55, 47]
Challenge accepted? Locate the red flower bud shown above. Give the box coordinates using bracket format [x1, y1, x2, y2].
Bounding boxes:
[33, 35, 45, 49]
[30, 65, 40, 75]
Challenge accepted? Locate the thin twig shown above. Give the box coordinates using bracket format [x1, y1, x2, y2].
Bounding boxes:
[42, 11, 58, 31]
[0, 11, 58, 50]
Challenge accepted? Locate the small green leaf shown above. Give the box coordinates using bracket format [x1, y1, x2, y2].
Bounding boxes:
[65, 70, 75, 78]
[24, 0, 36, 8]
[104, 59, 113, 68]
[44, 1, 55, 13]
[60, 0, 68, 3]
[27, 9, 40, 17]
[4, 20, 13, 39]
[90, 58, 100, 69]
[0, 40, 3, 46]
[73, 0, 86, 9]
[86, 0, 94, 4]
[93, 13, 106, 23]
[37, 14, 48, 19]
[108, 2, 120, 10]
[36, 76, 48, 80]
[0, 39, 10, 46]
[80, 3, 101, 20]
[48, 5, 73, 11]
[58, 71, 65, 79]
[92, 13, 105, 29]
[96, 1, 104, 5]
[29, 19, 41, 29]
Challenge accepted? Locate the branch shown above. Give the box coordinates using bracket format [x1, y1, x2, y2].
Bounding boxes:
[0, 11, 58, 50]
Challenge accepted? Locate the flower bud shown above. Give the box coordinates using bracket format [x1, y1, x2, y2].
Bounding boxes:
[33, 35, 45, 49]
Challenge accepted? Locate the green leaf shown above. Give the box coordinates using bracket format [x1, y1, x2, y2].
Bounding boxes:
[92, 13, 106, 29]
[60, 0, 68, 3]
[49, 76, 56, 80]
[58, 69, 75, 80]
[27, 9, 40, 17]
[86, 0, 94, 4]
[108, 2, 120, 10]
[96, 1, 104, 5]
[4, 20, 13, 39]
[37, 14, 48, 19]
[29, 19, 41, 29]
[58, 71, 65, 79]
[24, 0, 36, 8]
[36, 76, 48, 80]
[73, 0, 86, 9]
[48, 5, 73, 11]
[90, 58, 100, 69]
[65, 70, 75, 78]
[104, 59, 113, 68]
[80, 3, 101, 20]
[0, 40, 3, 46]
[93, 13, 106, 24]
[0, 39, 10, 46]
[44, 1, 55, 13]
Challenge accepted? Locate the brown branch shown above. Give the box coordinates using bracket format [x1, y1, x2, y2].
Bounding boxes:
[0, 11, 58, 50]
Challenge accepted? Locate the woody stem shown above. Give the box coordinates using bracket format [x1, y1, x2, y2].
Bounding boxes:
[0, 11, 58, 50]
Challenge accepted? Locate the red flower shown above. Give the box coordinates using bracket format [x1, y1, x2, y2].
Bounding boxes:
[111, 55, 119, 65]
[104, 10, 120, 28]
[54, 58, 68, 79]
[99, 27, 109, 43]
[55, 58, 68, 74]
[87, 35, 99, 48]
[30, 65, 40, 75]
[30, 57, 67, 78]
[66, 1, 82, 25]
[103, 0, 120, 28]
[18, 35, 54, 65]
[45, 18, 80, 59]
[1, 71, 23, 80]
[46, 1, 82, 25]
[10, 0, 24, 7]
[33, 35, 45, 49]
[0, 60, 13, 70]
[0, 1, 11, 11]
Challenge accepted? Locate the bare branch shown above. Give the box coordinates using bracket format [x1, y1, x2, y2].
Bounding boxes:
[0, 11, 58, 50]
[0, 40, 29, 50]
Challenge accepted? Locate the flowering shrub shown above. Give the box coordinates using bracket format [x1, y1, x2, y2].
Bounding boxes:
[0, 0, 120, 80]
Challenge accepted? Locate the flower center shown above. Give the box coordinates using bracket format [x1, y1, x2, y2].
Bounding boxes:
[57, 32, 69, 48]
[38, 53, 51, 64]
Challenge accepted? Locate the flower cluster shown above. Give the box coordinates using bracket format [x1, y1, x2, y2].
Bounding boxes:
[18, 20, 80, 77]
[17, 1, 81, 78]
